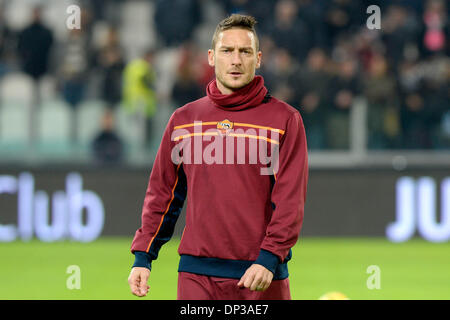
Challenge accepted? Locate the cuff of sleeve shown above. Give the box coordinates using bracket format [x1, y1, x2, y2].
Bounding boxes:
[132, 251, 152, 271]
[254, 249, 279, 275]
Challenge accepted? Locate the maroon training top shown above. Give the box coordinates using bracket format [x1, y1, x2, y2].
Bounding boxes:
[131, 75, 309, 279]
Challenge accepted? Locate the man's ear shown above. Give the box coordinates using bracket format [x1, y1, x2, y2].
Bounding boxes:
[208, 49, 215, 67]
[255, 51, 262, 69]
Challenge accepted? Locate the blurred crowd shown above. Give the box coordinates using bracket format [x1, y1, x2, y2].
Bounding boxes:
[0, 0, 448, 163]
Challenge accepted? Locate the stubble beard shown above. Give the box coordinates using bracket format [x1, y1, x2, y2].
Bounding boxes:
[216, 70, 254, 93]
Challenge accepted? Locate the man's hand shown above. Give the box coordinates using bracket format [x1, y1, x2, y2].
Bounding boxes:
[237, 264, 273, 291]
[128, 267, 150, 297]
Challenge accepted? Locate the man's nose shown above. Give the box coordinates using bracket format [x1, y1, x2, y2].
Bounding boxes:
[231, 51, 242, 65]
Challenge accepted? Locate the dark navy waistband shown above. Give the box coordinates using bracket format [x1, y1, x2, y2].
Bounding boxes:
[178, 254, 289, 280]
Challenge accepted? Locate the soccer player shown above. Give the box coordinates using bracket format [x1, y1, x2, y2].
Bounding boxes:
[128, 14, 308, 300]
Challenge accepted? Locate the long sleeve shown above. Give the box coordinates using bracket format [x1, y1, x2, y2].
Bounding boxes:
[130, 113, 187, 270]
[255, 110, 309, 273]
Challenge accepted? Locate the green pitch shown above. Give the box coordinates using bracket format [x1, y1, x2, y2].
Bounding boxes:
[1, 237, 449, 300]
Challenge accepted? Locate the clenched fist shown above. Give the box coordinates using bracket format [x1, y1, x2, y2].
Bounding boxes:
[128, 267, 150, 297]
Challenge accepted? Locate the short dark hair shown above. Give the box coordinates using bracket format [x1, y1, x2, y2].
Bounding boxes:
[211, 14, 259, 52]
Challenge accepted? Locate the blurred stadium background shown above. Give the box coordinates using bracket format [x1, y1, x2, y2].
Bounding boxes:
[0, 0, 449, 300]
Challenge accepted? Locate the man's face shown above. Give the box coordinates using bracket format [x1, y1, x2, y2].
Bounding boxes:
[208, 28, 262, 94]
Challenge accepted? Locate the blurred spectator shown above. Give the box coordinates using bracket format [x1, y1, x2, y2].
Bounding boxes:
[0, 4, 14, 108]
[364, 54, 401, 149]
[172, 67, 203, 108]
[324, 0, 364, 49]
[154, 0, 202, 47]
[57, 28, 90, 144]
[122, 49, 157, 146]
[420, 76, 449, 148]
[265, 0, 311, 62]
[223, 0, 275, 31]
[257, 35, 276, 76]
[398, 60, 422, 93]
[172, 67, 204, 108]
[381, 5, 422, 66]
[172, 42, 210, 108]
[326, 57, 361, 149]
[0, 5, 13, 78]
[400, 90, 429, 148]
[17, 6, 54, 145]
[354, 29, 384, 73]
[92, 109, 123, 164]
[295, 48, 332, 150]
[94, 27, 125, 110]
[17, 6, 54, 80]
[263, 48, 298, 106]
[398, 54, 449, 148]
[297, 0, 328, 49]
[421, 0, 447, 55]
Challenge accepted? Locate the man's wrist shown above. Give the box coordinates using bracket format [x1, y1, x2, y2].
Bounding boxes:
[254, 249, 279, 275]
[132, 251, 152, 271]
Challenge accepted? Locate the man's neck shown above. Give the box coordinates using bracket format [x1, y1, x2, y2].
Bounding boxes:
[216, 77, 256, 95]
[216, 80, 234, 95]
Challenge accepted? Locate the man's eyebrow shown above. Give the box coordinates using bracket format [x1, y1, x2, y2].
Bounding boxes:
[219, 45, 254, 51]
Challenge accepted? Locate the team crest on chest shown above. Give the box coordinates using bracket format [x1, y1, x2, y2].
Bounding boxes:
[216, 119, 234, 136]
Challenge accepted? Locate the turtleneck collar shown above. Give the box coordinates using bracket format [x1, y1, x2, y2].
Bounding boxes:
[206, 75, 268, 111]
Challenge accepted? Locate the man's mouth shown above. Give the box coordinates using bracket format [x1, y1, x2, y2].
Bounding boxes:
[229, 71, 242, 77]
